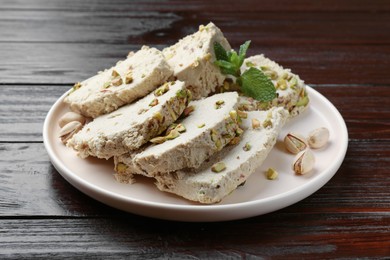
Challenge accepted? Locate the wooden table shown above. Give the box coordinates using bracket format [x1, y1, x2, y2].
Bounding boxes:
[1, 0, 389, 258]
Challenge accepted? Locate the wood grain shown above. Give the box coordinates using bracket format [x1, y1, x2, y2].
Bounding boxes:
[1, 0, 389, 258]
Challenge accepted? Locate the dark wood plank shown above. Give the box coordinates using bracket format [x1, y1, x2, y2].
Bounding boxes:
[1, 85, 389, 142]
[0, 213, 389, 258]
[1, 0, 389, 12]
[1, 43, 389, 85]
[1, 142, 388, 217]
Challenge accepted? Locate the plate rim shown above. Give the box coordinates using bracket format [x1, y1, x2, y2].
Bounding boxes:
[43, 86, 348, 221]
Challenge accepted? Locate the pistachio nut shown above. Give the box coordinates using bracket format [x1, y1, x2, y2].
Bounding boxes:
[284, 132, 308, 154]
[308, 127, 329, 149]
[251, 118, 260, 129]
[293, 149, 315, 175]
[59, 121, 83, 144]
[211, 162, 226, 173]
[266, 168, 278, 180]
[58, 112, 86, 128]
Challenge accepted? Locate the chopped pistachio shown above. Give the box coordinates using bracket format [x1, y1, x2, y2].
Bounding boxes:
[262, 119, 273, 128]
[277, 78, 288, 90]
[154, 84, 170, 96]
[165, 129, 180, 140]
[237, 110, 248, 119]
[197, 123, 205, 128]
[252, 118, 261, 129]
[103, 82, 111, 89]
[150, 136, 166, 144]
[111, 70, 120, 78]
[243, 142, 251, 151]
[116, 163, 128, 173]
[210, 129, 218, 142]
[125, 72, 133, 84]
[183, 105, 195, 117]
[149, 98, 159, 107]
[215, 100, 225, 109]
[204, 53, 212, 61]
[229, 136, 241, 145]
[260, 65, 269, 71]
[229, 110, 238, 122]
[73, 82, 82, 90]
[289, 76, 298, 89]
[141, 73, 146, 78]
[211, 162, 226, 173]
[281, 72, 289, 80]
[245, 61, 256, 67]
[215, 139, 222, 150]
[176, 89, 187, 98]
[223, 80, 230, 90]
[175, 123, 186, 133]
[264, 70, 278, 80]
[266, 168, 278, 180]
[153, 112, 163, 122]
[165, 123, 178, 135]
[235, 127, 244, 136]
[111, 77, 123, 86]
[296, 96, 309, 107]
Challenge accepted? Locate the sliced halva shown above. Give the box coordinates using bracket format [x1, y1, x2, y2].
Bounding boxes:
[153, 107, 289, 204]
[114, 92, 241, 182]
[67, 81, 190, 159]
[162, 22, 231, 99]
[239, 54, 309, 117]
[64, 46, 173, 118]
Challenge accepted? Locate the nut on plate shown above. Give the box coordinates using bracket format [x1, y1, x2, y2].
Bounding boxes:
[59, 121, 83, 144]
[58, 112, 86, 128]
[284, 132, 307, 154]
[293, 149, 315, 175]
[308, 127, 329, 149]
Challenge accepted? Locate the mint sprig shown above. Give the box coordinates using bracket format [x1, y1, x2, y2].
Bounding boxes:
[213, 41, 276, 102]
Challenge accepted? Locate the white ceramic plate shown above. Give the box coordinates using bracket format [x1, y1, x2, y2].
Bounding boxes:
[43, 86, 348, 222]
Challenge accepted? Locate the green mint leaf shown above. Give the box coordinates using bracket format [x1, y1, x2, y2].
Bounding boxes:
[213, 42, 229, 61]
[214, 60, 238, 76]
[238, 67, 276, 102]
[229, 51, 241, 69]
[238, 40, 251, 66]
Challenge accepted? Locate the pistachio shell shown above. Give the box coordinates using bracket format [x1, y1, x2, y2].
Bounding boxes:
[58, 112, 86, 128]
[59, 121, 83, 144]
[293, 149, 315, 175]
[284, 132, 307, 154]
[308, 127, 329, 149]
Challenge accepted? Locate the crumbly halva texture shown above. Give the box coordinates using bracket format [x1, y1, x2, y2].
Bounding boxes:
[238, 54, 309, 117]
[162, 22, 231, 100]
[64, 46, 173, 118]
[153, 107, 289, 204]
[67, 81, 190, 159]
[114, 92, 240, 183]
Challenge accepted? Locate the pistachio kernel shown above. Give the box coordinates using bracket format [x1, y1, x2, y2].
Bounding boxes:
[237, 110, 248, 119]
[229, 110, 238, 122]
[204, 53, 212, 61]
[183, 105, 195, 116]
[284, 132, 307, 154]
[149, 98, 159, 107]
[154, 84, 170, 96]
[215, 100, 225, 109]
[165, 123, 178, 135]
[111, 70, 120, 78]
[245, 61, 256, 67]
[103, 82, 111, 89]
[175, 123, 186, 133]
[150, 136, 166, 144]
[251, 118, 261, 129]
[235, 128, 244, 136]
[111, 77, 123, 86]
[229, 136, 241, 145]
[211, 162, 226, 173]
[266, 168, 278, 180]
[153, 112, 163, 123]
[262, 119, 273, 128]
[264, 70, 278, 80]
[243, 142, 251, 151]
[59, 121, 83, 144]
[115, 163, 128, 173]
[165, 129, 180, 140]
[125, 72, 133, 84]
[197, 123, 205, 128]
